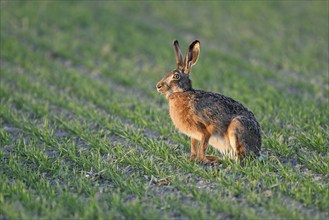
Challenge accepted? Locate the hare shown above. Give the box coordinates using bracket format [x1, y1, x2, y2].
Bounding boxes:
[156, 39, 261, 164]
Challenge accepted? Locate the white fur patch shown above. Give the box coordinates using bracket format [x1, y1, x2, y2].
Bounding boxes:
[209, 135, 231, 154]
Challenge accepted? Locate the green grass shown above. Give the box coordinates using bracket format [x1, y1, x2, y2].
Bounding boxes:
[1, 1, 328, 219]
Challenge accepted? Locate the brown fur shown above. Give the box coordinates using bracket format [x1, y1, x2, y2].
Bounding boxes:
[156, 40, 261, 164]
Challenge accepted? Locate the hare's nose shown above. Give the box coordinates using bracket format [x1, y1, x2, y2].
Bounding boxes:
[156, 83, 162, 90]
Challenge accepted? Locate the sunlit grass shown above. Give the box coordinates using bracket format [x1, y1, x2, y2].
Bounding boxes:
[1, 1, 328, 219]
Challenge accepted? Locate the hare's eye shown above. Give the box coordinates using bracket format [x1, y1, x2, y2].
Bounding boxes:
[173, 73, 180, 80]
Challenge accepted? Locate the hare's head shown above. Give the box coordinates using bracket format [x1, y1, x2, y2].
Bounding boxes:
[156, 40, 200, 98]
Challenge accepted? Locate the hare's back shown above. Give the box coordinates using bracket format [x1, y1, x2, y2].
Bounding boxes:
[190, 90, 258, 128]
[191, 90, 252, 116]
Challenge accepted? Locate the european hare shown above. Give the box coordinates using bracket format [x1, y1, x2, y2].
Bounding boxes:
[156, 39, 261, 164]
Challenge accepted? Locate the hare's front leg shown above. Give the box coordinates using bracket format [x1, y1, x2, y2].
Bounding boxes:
[198, 133, 220, 164]
[197, 133, 211, 163]
[190, 138, 198, 161]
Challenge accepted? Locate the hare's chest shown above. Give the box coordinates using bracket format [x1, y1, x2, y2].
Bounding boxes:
[168, 97, 201, 139]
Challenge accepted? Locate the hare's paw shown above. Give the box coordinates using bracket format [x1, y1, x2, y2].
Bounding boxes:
[200, 155, 220, 165]
[189, 153, 197, 161]
[205, 155, 220, 162]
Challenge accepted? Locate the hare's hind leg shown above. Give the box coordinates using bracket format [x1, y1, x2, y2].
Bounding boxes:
[227, 117, 247, 160]
[190, 138, 198, 161]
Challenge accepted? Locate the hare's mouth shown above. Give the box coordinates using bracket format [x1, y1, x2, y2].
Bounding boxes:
[157, 88, 166, 94]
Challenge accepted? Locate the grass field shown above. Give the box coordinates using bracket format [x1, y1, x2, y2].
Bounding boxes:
[1, 1, 328, 219]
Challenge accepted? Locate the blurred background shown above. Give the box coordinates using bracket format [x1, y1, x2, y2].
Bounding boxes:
[2, 1, 327, 99]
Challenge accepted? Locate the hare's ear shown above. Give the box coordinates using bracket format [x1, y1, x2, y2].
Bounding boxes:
[183, 40, 200, 74]
[173, 40, 184, 70]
